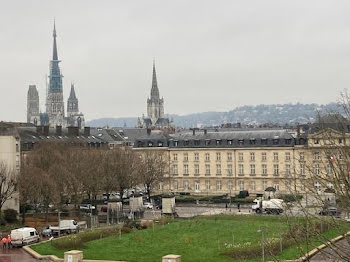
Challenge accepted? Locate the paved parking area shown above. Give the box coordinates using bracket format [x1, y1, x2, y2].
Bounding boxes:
[0, 247, 46, 262]
[143, 205, 252, 219]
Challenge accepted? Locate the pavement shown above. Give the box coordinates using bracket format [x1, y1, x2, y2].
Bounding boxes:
[143, 205, 252, 219]
[310, 238, 350, 262]
[0, 247, 46, 262]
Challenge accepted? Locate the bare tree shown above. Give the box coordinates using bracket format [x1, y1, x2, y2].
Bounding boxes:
[139, 150, 169, 200]
[0, 161, 17, 212]
[280, 95, 350, 261]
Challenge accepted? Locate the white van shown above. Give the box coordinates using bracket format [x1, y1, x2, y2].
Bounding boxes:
[11, 227, 40, 247]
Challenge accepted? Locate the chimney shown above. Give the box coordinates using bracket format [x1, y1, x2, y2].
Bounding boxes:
[204, 129, 207, 135]
[84, 127, 90, 136]
[68, 126, 79, 136]
[147, 128, 151, 136]
[192, 129, 196, 136]
[56, 126, 62, 136]
[297, 126, 301, 137]
[43, 125, 50, 136]
[36, 125, 43, 134]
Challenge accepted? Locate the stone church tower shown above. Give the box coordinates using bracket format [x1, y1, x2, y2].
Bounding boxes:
[27, 85, 40, 126]
[26, 21, 85, 128]
[46, 21, 65, 126]
[138, 61, 170, 128]
[67, 84, 79, 118]
[147, 62, 164, 124]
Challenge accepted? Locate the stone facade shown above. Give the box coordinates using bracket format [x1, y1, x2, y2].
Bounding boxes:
[0, 126, 20, 213]
[138, 62, 170, 129]
[27, 85, 40, 125]
[134, 128, 345, 197]
[27, 22, 85, 129]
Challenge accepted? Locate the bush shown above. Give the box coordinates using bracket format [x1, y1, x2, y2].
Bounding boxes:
[3, 209, 18, 224]
[52, 227, 121, 249]
[237, 191, 249, 199]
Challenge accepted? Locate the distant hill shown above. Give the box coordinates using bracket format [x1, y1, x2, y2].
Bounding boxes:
[86, 102, 341, 128]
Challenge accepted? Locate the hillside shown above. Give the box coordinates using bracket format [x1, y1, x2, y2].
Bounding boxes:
[87, 102, 341, 128]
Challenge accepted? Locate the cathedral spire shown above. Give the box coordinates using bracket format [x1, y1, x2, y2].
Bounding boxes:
[53, 20, 58, 61]
[69, 83, 77, 100]
[150, 59, 159, 99]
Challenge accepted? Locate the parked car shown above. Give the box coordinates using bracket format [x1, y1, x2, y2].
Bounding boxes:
[103, 192, 120, 200]
[143, 202, 153, 209]
[319, 206, 337, 216]
[79, 204, 96, 211]
[11, 227, 40, 247]
[41, 226, 52, 237]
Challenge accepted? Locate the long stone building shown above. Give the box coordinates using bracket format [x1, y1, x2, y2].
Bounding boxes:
[133, 127, 347, 198]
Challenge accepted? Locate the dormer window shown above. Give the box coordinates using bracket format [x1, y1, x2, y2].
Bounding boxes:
[285, 139, 292, 145]
[174, 140, 179, 147]
[314, 139, 319, 144]
[194, 140, 200, 146]
[261, 138, 268, 145]
[148, 141, 153, 147]
[249, 139, 256, 145]
[184, 140, 189, 146]
[216, 139, 222, 145]
[273, 139, 279, 145]
[158, 141, 163, 147]
[238, 139, 244, 146]
[227, 140, 233, 145]
[205, 139, 211, 146]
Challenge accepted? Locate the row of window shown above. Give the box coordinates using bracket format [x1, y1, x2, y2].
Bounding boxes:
[173, 138, 293, 147]
[172, 152, 292, 162]
[171, 180, 281, 192]
[172, 163, 293, 176]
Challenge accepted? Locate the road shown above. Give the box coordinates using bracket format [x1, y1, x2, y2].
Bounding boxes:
[0, 247, 46, 262]
[143, 205, 252, 219]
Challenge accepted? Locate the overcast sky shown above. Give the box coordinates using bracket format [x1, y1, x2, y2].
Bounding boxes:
[1, 0, 350, 122]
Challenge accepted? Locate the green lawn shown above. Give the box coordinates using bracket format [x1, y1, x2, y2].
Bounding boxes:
[31, 215, 350, 262]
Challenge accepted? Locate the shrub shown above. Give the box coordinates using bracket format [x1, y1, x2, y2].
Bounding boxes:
[3, 209, 18, 224]
[52, 227, 121, 249]
[237, 191, 249, 198]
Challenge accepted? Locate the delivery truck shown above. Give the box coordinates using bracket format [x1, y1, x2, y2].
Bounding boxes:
[252, 198, 284, 214]
[49, 219, 79, 235]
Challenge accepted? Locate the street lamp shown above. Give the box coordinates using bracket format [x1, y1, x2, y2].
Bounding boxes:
[257, 228, 265, 262]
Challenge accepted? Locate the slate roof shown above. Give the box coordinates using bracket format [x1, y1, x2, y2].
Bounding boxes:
[112, 128, 149, 143]
[17, 126, 109, 151]
[134, 129, 307, 148]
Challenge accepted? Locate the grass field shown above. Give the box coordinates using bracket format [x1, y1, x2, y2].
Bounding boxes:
[31, 215, 350, 262]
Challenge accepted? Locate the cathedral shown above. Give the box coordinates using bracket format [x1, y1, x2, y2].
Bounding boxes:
[27, 22, 85, 129]
[137, 62, 170, 129]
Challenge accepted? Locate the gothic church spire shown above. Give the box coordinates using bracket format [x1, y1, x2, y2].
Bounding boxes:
[150, 60, 160, 99]
[53, 20, 58, 61]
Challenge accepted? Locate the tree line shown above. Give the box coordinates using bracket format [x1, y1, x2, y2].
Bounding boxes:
[19, 142, 167, 218]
